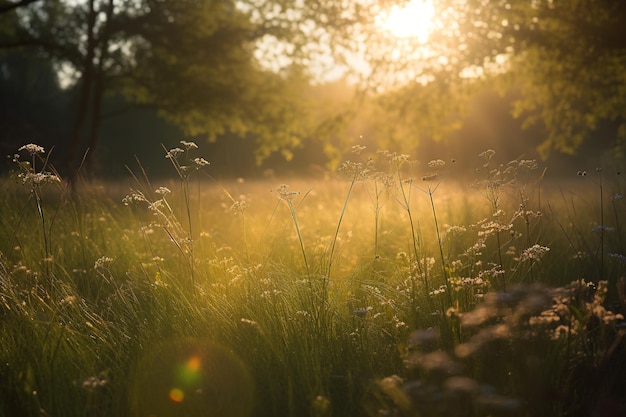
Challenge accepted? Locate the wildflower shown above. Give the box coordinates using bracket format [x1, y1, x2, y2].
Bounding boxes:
[379, 150, 411, 166]
[519, 244, 550, 262]
[155, 186, 171, 196]
[180, 140, 198, 150]
[18, 144, 45, 155]
[577, 170, 587, 177]
[478, 264, 505, 279]
[351, 144, 366, 154]
[592, 225, 615, 234]
[445, 225, 466, 236]
[274, 184, 300, 202]
[148, 200, 165, 212]
[230, 200, 248, 214]
[422, 173, 438, 182]
[430, 285, 448, 296]
[517, 159, 537, 170]
[338, 160, 369, 180]
[19, 172, 61, 185]
[609, 253, 626, 263]
[393, 153, 411, 163]
[165, 147, 184, 159]
[479, 149, 496, 161]
[122, 191, 146, 206]
[193, 157, 210, 167]
[427, 159, 446, 169]
[94, 256, 113, 270]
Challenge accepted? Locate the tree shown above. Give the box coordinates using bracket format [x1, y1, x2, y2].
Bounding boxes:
[371, 0, 626, 158]
[0, 0, 41, 15]
[0, 0, 375, 178]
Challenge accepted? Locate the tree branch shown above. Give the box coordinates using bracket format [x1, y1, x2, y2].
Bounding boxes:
[0, 0, 42, 14]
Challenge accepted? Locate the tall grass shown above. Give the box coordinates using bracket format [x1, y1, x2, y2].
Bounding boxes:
[1, 143, 624, 417]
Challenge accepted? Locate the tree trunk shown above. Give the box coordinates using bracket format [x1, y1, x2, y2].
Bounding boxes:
[83, 0, 115, 176]
[66, 0, 97, 183]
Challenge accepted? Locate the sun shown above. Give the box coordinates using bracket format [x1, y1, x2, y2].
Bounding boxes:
[378, 0, 436, 43]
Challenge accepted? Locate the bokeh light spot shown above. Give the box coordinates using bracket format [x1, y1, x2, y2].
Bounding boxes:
[130, 338, 255, 417]
[177, 355, 203, 386]
[168, 388, 184, 403]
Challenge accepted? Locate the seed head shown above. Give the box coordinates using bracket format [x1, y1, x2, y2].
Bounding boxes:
[18, 144, 45, 155]
[274, 184, 300, 202]
[155, 186, 171, 196]
[427, 159, 446, 169]
[193, 157, 210, 167]
[165, 147, 184, 159]
[180, 140, 198, 150]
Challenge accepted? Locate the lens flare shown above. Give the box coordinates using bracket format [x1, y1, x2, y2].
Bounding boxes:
[130, 338, 255, 417]
[177, 355, 203, 386]
[168, 388, 184, 403]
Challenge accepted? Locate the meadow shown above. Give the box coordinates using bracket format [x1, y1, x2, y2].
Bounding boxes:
[1, 142, 625, 417]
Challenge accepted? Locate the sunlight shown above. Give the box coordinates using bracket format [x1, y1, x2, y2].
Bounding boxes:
[378, 0, 436, 43]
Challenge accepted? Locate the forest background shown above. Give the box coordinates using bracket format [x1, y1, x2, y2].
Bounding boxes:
[1, 0, 625, 179]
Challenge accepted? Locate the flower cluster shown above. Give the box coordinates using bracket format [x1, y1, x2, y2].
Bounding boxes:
[273, 184, 300, 203]
[18, 144, 45, 155]
[12, 144, 61, 187]
[165, 140, 210, 178]
[94, 256, 113, 270]
[518, 244, 550, 262]
[337, 159, 375, 181]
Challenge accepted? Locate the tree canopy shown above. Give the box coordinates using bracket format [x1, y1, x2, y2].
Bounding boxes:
[0, 0, 373, 175]
[372, 0, 626, 158]
[1, 0, 625, 175]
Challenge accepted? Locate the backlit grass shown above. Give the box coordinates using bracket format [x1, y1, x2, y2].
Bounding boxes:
[1, 143, 625, 417]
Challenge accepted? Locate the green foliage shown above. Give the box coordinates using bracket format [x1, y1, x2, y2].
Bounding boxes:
[0, 0, 374, 170]
[374, 0, 626, 158]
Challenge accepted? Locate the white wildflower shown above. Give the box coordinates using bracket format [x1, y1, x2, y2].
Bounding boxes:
[427, 159, 446, 169]
[18, 144, 45, 155]
[155, 186, 171, 196]
[180, 140, 198, 150]
[519, 244, 550, 262]
[165, 147, 184, 159]
[193, 157, 209, 167]
[94, 256, 113, 270]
